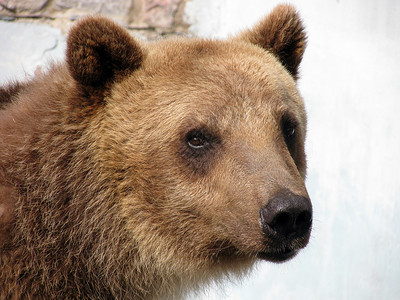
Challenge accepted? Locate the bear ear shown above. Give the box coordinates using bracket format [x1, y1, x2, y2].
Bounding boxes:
[238, 4, 307, 79]
[66, 17, 144, 88]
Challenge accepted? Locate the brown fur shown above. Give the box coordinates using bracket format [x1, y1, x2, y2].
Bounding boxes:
[0, 82, 24, 109]
[238, 4, 307, 79]
[0, 5, 310, 299]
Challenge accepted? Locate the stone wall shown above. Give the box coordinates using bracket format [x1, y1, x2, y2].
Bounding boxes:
[0, 0, 190, 39]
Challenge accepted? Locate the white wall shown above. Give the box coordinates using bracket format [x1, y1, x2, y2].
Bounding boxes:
[185, 0, 400, 299]
[1, 1, 399, 299]
[0, 21, 66, 83]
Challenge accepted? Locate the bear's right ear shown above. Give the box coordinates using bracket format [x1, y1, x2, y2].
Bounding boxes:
[66, 17, 143, 88]
[238, 4, 307, 79]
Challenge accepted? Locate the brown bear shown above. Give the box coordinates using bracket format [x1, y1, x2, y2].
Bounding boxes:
[0, 4, 312, 299]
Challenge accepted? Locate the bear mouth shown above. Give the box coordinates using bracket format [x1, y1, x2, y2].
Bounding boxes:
[257, 247, 298, 263]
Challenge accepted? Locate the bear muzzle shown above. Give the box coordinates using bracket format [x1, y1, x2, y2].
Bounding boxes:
[257, 190, 312, 262]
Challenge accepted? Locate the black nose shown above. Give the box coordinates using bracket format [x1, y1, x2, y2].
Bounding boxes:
[260, 192, 312, 239]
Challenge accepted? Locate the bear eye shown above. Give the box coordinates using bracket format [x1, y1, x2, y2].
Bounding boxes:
[281, 114, 298, 153]
[186, 130, 209, 149]
[283, 122, 296, 139]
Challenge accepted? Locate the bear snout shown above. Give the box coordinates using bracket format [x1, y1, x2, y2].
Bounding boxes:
[259, 191, 312, 240]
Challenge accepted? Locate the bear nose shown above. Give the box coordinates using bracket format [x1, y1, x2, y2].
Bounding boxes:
[260, 192, 312, 239]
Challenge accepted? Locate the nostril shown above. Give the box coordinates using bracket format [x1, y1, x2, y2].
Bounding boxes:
[296, 211, 312, 230]
[272, 212, 293, 235]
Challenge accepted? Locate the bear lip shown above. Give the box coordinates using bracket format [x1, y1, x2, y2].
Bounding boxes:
[257, 247, 298, 263]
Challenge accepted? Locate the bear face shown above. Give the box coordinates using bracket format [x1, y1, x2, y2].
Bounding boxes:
[0, 4, 311, 299]
[94, 12, 310, 270]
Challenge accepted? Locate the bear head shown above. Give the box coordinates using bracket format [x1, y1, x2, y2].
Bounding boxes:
[64, 3, 311, 295]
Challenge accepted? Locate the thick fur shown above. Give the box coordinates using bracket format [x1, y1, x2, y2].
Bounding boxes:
[238, 4, 307, 79]
[0, 5, 309, 299]
[0, 82, 24, 109]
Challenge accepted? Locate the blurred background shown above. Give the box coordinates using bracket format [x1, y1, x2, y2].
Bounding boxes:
[1, 0, 399, 299]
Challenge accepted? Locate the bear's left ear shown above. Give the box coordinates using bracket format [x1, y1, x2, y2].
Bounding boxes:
[238, 4, 307, 79]
[67, 17, 144, 88]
